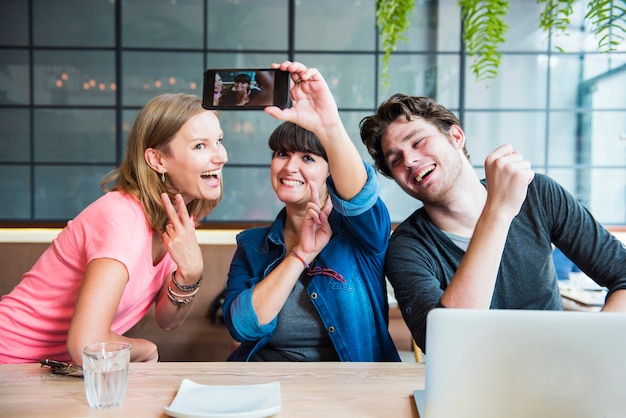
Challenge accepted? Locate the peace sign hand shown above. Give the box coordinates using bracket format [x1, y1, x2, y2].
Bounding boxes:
[297, 181, 333, 257]
[161, 193, 203, 282]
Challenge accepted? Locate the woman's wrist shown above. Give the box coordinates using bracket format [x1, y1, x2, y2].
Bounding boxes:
[171, 270, 203, 291]
[167, 270, 203, 306]
[290, 249, 310, 269]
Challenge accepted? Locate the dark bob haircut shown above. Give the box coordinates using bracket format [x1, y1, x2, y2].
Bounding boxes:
[268, 121, 328, 161]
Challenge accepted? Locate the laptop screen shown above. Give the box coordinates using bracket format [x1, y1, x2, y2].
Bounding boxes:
[418, 309, 626, 418]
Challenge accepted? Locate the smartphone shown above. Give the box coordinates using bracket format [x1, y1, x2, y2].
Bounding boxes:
[202, 68, 291, 110]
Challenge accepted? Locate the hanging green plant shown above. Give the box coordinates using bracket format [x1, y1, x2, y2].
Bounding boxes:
[538, 0, 576, 52]
[458, 0, 509, 81]
[375, 0, 626, 84]
[375, 0, 415, 88]
[585, 0, 626, 51]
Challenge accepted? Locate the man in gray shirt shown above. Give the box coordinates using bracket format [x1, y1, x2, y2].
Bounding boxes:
[360, 94, 626, 352]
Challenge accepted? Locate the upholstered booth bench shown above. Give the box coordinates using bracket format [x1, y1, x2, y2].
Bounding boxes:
[0, 229, 414, 362]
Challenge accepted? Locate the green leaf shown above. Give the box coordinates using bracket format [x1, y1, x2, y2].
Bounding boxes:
[459, 0, 509, 81]
[376, 0, 416, 89]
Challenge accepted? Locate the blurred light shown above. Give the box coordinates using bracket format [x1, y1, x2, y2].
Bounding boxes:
[155, 80, 162, 88]
[56, 80, 63, 88]
[143, 83, 150, 90]
[169, 77, 176, 85]
[98, 82, 106, 91]
[89, 79, 96, 87]
[83, 82, 90, 90]
[536, 55, 559, 67]
[190, 82, 197, 90]
[61, 72, 68, 81]
[110, 82, 117, 91]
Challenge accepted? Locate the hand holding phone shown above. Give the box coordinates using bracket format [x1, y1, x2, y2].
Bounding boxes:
[202, 68, 291, 110]
[263, 61, 342, 133]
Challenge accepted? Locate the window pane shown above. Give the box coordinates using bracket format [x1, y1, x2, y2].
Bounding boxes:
[590, 168, 626, 224]
[34, 109, 116, 163]
[391, 0, 461, 53]
[0, 108, 30, 162]
[123, 0, 203, 48]
[207, 0, 288, 50]
[296, 0, 375, 51]
[34, 166, 111, 219]
[122, 51, 203, 107]
[500, 2, 548, 51]
[0, 49, 30, 105]
[0, 0, 29, 46]
[463, 111, 547, 167]
[551, 168, 626, 225]
[589, 111, 626, 166]
[33, 0, 114, 47]
[588, 64, 626, 110]
[206, 52, 289, 69]
[295, 53, 376, 109]
[549, 55, 583, 109]
[547, 112, 578, 166]
[547, 2, 626, 53]
[0, 165, 30, 219]
[122, 109, 142, 153]
[209, 166, 281, 222]
[465, 54, 548, 109]
[33, 50, 116, 106]
[379, 175, 420, 224]
[339, 110, 373, 162]
[380, 54, 460, 108]
[217, 111, 280, 165]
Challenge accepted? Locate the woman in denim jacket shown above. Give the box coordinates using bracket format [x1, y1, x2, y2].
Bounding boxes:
[223, 61, 400, 361]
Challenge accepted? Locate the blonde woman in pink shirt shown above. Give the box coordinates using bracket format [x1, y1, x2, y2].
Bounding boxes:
[0, 93, 227, 365]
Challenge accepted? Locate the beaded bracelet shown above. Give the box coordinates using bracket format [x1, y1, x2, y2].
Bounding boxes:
[290, 249, 310, 269]
[167, 284, 200, 299]
[166, 286, 195, 306]
[171, 270, 204, 292]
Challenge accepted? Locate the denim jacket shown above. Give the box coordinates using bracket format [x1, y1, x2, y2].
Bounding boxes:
[223, 163, 400, 362]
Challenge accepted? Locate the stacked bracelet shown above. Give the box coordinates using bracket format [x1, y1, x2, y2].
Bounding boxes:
[171, 270, 203, 292]
[166, 286, 195, 305]
[167, 270, 203, 306]
[168, 285, 200, 299]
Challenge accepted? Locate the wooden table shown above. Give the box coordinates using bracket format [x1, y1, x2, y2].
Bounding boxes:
[0, 362, 424, 417]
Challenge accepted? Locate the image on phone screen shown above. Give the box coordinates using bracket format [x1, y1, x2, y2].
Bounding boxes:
[202, 68, 291, 110]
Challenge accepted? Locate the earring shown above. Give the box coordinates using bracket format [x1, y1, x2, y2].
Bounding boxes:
[161, 172, 166, 183]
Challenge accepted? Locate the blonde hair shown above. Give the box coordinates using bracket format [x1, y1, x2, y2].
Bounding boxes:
[101, 93, 222, 232]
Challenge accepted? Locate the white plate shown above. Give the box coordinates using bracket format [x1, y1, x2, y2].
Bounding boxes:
[164, 379, 281, 418]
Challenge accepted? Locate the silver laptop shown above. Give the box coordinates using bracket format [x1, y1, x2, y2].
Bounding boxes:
[414, 308, 626, 418]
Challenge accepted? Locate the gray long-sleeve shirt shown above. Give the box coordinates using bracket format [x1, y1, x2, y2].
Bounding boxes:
[386, 174, 626, 352]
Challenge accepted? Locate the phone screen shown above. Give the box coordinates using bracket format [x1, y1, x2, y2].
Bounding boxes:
[202, 68, 291, 110]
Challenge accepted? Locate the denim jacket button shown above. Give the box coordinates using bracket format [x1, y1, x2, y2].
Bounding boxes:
[310, 292, 318, 299]
[327, 326, 335, 333]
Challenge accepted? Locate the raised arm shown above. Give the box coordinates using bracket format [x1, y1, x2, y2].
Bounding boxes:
[153, 193, 204, 329]
[264, 61, 367, 200]
[441, 144, 534, 309]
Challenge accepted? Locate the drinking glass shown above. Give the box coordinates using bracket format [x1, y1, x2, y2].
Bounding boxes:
[81, 342, 131, 409]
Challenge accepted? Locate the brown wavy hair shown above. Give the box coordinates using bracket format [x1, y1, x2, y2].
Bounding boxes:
[360, 94, 470, 178]
[101, 93, 222, 232]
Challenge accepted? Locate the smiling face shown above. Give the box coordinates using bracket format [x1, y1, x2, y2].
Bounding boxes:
[270, 149, 329, 208]
[233, 80, 250, 94]
[214, 74, 223, 93]
[156, 111, 227, 205]
[381, 116, 466, 204]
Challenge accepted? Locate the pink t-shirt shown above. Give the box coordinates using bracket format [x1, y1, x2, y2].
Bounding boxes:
[0, 192, 175, 363]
